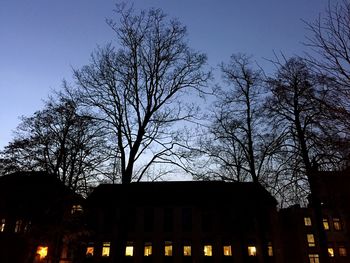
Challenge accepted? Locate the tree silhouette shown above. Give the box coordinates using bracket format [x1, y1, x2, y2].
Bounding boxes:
[0, 91, 112, 195]
[73, 7, 210, 184]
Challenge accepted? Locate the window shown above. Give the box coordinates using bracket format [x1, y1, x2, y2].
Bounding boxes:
[323, 218, 330, 230]
[308, 254, 320, 263]
[328, 247, 334, 257]
[15, 220, 22, 233]
[204, 245, 212, 256]
[304, 217, 312, 226]
[86, 245, 94, 257]
[333, 218, 342, 231]
[164, 208, 173, 232]
[183, 245, 191, 256]
[182, 208, 192, 232]
[144, 242, 152, 256]
[24, 221, 31, 233]
[36, 246, 48, 260]
[144, 209, 154, 232]
[268, 242, 273, 257]
[202, 211, 213, 232]
[0, 219, 5, 232]
[223, 245, 232, 256]
[125, 242, 134, 256]
[164, 241, 173, 256]
[339, 246, 347, 257]
[102, 242, 110, 257]
[248, 246, 257, 256]
[307, 234, 316, 247]
[71, 204, 83, 214]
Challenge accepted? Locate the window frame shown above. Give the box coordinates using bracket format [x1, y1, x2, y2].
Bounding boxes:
[304, 217, 312, 226]
[203, 244, 213, 257]
[307, 234, 316, 247]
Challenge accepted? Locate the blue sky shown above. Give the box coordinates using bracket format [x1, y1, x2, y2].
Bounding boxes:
[0, 0, 334, 150]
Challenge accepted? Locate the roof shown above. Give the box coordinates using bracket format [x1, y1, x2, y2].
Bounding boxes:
[0, 171, 82, 217]
[87, 180, 277, 208]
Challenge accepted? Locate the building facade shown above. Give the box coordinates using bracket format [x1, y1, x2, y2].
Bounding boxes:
[0, 171, 84, 263]
[83, 181, 281, 263]
[1, 170, 350, 263]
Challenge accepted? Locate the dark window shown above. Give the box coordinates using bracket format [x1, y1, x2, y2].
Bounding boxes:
[202, 211, 213, 232]
[164, 207, 173, 232]
[182, 208, 192, 232]
[144, 208, 154, 232]
[123, 208, 136, 232]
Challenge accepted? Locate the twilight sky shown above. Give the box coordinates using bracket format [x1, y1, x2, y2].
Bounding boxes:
[0, 0, 335, 150]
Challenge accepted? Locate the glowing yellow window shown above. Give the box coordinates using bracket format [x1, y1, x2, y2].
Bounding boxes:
[86, 246, 94, 257]
[183, 245, 191, 256]
[71, 204, 83, 214]
[36, 246, 48, 260]
[268, 242, 273, 256]
[125, 243, 134, 256]
[339, 246, 347, 257]
[323, 218, 329, 230]
[333, 218, 342, 230]
[248, 246, 257, 256]
[144, 242, 152, 256]
[328, 247, 334, 257]
[0, 219, 5, 232]
[204, 245, 212, 256]
[308, 254, 320, 263]
[102, 242, 110, 257]
[307, 234, 315, 247]
[165, 241, 173, 256]
[304, 217, 312, 226]
[223, 245, 232, 256]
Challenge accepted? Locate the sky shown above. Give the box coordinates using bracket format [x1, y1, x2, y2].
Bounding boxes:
[0, 0, 336, 150]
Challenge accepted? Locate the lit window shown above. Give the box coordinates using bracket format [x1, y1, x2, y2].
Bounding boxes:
[0, 219, 5, 232]
[248, 246, 257, 256]
[328, 247, 334, 257]
[204, 245, 212, 256]
[144, 242, 152, 256]
[86, 246, 94, 257]
[102, 242, 110, 257]
[125, 242, 134, 256]
[268, 242, 273, 257]
[304, 217, 312, 226]
[183, 245, 191, 256]
[71, 204, 83, 214]
[165, 241, 173, 256]
[333, 218, 342, 231]
[15, 220, 22, 233]
[223, 245, 232, 256]
[323, 218, 329, 230]
[339, 246, 347, 257]
[308, 254, 320, 263]
[36, 246, 48, 260]
[307, 234, 315, 247]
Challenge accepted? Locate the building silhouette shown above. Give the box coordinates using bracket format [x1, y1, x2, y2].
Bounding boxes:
[0, 170, 349, 263]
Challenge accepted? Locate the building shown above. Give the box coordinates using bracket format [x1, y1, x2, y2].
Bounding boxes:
[279, 169, 350, 263]
[1, 170, 350, 263]
[83, 181, 281, 263]
[0, 171, 84, 263]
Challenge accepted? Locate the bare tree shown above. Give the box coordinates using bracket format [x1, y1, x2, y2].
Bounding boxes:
[73, 7, 210, 184]
[264, 57, 345, 205]
[0, 91, 112, 195]
[305, 0, 350, 89]
[194, 54, 283, 190]
[305, 0, 350, 163]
